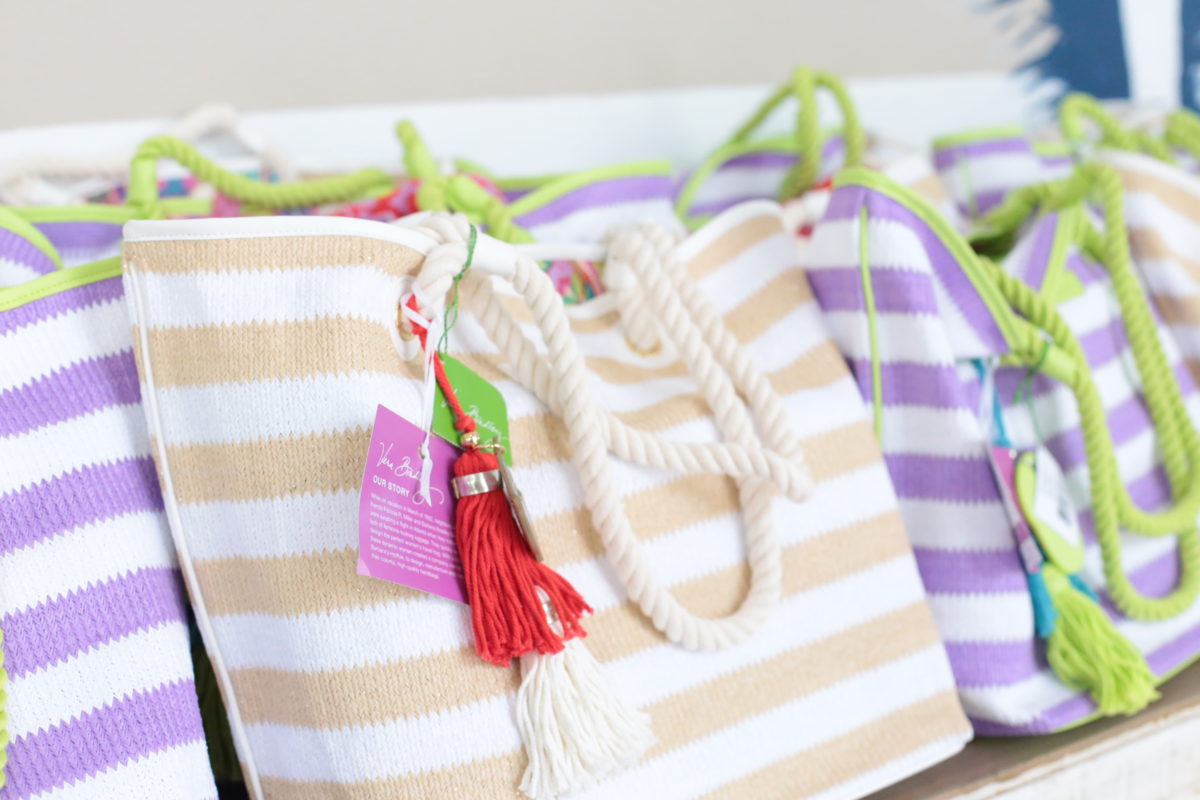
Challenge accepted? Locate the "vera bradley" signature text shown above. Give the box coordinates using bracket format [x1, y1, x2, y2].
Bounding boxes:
[376, 441, 421, 480]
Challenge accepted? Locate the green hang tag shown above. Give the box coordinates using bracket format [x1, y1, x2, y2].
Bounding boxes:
[431, 355, 513, 466]
[1015, 448, 1085, 574]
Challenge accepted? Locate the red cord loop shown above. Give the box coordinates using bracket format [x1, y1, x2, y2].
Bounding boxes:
[404, 294, 477, 438]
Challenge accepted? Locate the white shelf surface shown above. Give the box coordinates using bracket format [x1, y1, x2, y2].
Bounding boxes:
[0, 71, 1039, 176]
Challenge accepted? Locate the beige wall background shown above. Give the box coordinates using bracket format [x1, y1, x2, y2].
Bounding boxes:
[0, 0, 1022, 128]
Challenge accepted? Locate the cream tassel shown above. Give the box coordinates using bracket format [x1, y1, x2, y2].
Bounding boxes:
[516, 599, 654, 799]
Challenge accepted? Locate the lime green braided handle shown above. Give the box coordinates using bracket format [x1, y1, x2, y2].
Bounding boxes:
[1164, 109, 1200, 163]
[986, 163, 1200, 532]
[1059, 93, 1172, 161]
[675, 66, 865, 223]
[729, 66, 866, 196]
[395, 119, 441, 182]
[786, 69, 865, 197]
[992, 266, 1200, 619]
[1079, 165, 1200, 535]
[126, 135, 394, 217]
[1061, 93, 1200, 167]
[395, 121, 533, 244]
[975, 168, 1088, 241]
[981, 164, 1200, 619]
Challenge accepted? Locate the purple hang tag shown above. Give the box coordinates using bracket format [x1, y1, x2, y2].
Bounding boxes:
[357, 405, 467, 604]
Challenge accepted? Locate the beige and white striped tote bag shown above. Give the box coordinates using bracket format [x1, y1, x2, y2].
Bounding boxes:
[121, 201, 969, 800]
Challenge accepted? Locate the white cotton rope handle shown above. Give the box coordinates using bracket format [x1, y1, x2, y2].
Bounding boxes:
[468, 288, 812, 498]
[411, 216, 811, 502]
[522, 226, 805, 468]
[463, 227, 811, 498]
[606, 256, 662, 355]
[0, 103, 296, 204]
[411, 214, 811, 651]
[613, 222, 806, 462]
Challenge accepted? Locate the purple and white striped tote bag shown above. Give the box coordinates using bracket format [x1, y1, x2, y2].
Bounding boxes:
[506, 164, 682, 244]
[930, 113, 1200, 399]
[0, 218, 217, 798]
[671, 67, 954, 241]
[928, 97, 1191, 226]
[675, 133, 852, 230]
[0, 208, 125, 286]
[932, 130, 1075, 221]
[396, 121, 684, 247]
[0, 211, 58, 286]
[807, 165, 1200, 734]
[673, 67, 865, 233]
[0, 137, 392, 798]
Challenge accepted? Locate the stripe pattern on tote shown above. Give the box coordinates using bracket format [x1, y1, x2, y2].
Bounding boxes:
[123, 203, 969, 799]
[0, 229, 54, 286]
[808, 176, 1200, 733]
[512, 172, 682, 243]
[678, 136, 848, 221]
[34, 221, 125, 267]
[933, 134, 1075, 219]
[0, 268, 217, 796]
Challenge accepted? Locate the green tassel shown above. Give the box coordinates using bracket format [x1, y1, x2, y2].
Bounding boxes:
[1043, 564, 1159, 716]
[190, 627, 243, 783]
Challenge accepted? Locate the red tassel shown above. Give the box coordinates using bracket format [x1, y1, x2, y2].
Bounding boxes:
[404, 293, 591, 668]
[454, 446, 591, 666]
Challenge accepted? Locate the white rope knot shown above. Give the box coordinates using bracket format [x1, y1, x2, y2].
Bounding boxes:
[604, 247, 662, 356]
[408, 214, 476, 321]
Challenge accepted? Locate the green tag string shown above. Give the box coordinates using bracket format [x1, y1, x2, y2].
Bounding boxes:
[437, 224, 478, 355]
[1014, 338, 1052, 445]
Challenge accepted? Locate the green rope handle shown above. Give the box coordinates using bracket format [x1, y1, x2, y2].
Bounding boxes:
[730, 66, 866, 196]
[979, 163, 1200, 620]
[672, 134, 791, 227]
[126, 135, 395, 218]
[988, 170, 1088, 230]
[1059, 93, 1173, 162]
[395, 121, 533, 244]
[395, 119, 441, 182]
[1059, 92, 1200, 168]
[1163, 108, 1200, 164]
[675, 66, 866, 222]
[987, 163, 1200, 532]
